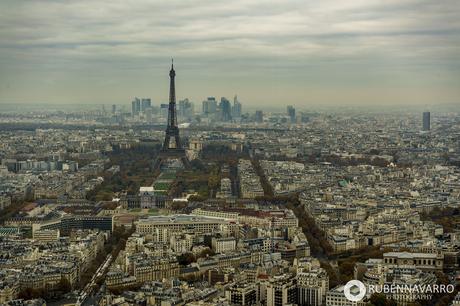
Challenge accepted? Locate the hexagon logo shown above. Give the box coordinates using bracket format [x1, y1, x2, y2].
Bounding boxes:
[344, 280, 366, 302]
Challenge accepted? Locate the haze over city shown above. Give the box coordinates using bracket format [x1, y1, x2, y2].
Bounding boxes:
[1, 0, 459, 107]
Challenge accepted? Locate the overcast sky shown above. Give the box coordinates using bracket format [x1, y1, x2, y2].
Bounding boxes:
[0, 0, 459, 108]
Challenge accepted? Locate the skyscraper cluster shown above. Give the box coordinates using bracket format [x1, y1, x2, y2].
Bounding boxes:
[132, 97, 152, 116]
[202, 95, 243, 122]
[178, 98, 194, 119]
[202, 97, 217, 116]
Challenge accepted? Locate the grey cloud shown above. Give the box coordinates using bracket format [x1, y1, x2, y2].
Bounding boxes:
[0, 0, 459, 106]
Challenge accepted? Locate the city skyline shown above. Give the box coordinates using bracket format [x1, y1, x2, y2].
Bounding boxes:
[1, 0, 459, 107]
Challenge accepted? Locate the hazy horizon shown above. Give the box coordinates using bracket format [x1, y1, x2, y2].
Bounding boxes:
[1, 0, 459, 107]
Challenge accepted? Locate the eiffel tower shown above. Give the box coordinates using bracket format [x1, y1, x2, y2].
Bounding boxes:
[153, 60, 190, 172]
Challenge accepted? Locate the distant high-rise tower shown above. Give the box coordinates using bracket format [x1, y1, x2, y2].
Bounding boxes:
[422, 111, 430, 131]
[287, 105, 296, 123]
[141, 98, 152, 112]
[132, 97, 141, 116]
[255, 110, 263, 123]
[112, 104, 116, 114]
[220, 97, 232, 122]
[160, 103, 169, 119]
[202, 97, 217, 116]
[202, 100, 208, 115]
[178, 98, 194, 119]
[232, 95, 242, 118]
[153, 60, 190, 172]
